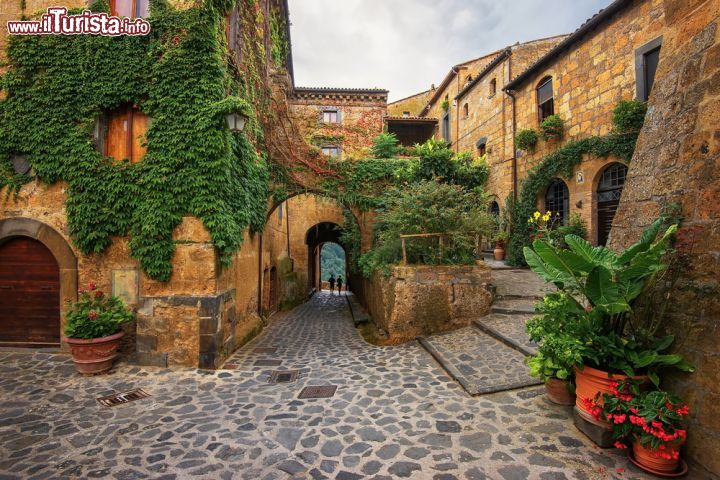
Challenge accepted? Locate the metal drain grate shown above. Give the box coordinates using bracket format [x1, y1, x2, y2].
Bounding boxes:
[269, 370, 299, 384]
[254, 359, 282, 367]
[96, 388, 150, 407]
[298, 385, 337, 399]
[253, 347, 277, 354]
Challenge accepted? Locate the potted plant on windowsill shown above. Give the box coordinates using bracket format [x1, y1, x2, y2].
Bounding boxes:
[63, 283, 134, 375]
[522, 216, 694, 427]
[588, 381, 689, 475]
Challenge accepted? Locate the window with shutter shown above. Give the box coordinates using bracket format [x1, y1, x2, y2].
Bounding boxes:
[102, 106, 149, 163]
[635, 36, 663, 102]
[537, 77, 554, 122]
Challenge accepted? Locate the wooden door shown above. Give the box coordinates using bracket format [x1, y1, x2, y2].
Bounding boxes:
[597, 200, 619, 247]
[0, 237, 61, 346]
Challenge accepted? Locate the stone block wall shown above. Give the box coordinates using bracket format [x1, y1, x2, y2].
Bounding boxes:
[609, 0, 719, 474]
[387, 89, 434, 117]
[357, 265, 493, 342]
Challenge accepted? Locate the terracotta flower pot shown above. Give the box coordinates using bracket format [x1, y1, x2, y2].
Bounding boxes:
[574, 365, 648, 422]
[545, 377, 575, 405]
[64, 331, 124, 375]
[493, 246, 506, 261]
[632, 437, 685, 474]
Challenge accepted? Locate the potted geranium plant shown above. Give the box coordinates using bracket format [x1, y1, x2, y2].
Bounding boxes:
[522, 216, 694, 424]
[588, 381, 689, 475]
[63, 282, 134, 375]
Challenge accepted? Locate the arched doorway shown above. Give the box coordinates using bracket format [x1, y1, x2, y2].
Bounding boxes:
[305, 222, 346, 292]
[545, 179, 570, 224]
[488, 200, 500, 217]
[0, 218, 77, 348]
[596, 163, 628, 246]
[319, 242, 347, 291]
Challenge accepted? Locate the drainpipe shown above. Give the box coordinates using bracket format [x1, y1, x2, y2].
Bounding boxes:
[285, 200, 290, 258]
[455, 67, 461, 153]
[505, 55, 518, 200]
[257, 234, 263, 315]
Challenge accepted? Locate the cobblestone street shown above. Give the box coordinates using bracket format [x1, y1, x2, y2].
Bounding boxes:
[1, 293, 668, 479]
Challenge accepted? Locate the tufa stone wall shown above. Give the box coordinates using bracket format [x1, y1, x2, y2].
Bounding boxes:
[609, 0, 720, 474]
[357, 265, 493, 342]
[387, 88, 434, 117]
[289, 89, 387, 160]
[454, 37, 566, 205]
[505, 0, 665, 244]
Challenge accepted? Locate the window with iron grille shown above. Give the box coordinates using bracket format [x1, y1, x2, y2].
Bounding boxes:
[597, 163, 628, 202]
[545, 178, 569, 224]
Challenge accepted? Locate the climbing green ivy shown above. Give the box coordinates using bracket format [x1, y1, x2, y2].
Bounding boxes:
[506, 101, 645, 266]
[269, 7, 289, 68]
[0, 0, 270, 280]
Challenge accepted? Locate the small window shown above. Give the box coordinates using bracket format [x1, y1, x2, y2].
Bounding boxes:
[463, 103, 469, 118]
[478, 143, 486, 156]
[537, 76, 554, 122]
[635, 37, 662, 102]
[95, 106, 150, 163]
[402, 111, 410, 118]
[466, 75, 473, 85]
[441, 112, 451, 143]
[322, 110, 339, 124]
[225, 4, 241, 60]
[545, 179, 569, 224]
[110, 0, 149, 18]
[321, 146, 340, 157]
[489, 78, 497, 97]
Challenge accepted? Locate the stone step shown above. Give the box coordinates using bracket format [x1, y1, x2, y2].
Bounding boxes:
[472, 314, 538, 356]
[491, 299, 536, 315]
[418, 327, 542, 396]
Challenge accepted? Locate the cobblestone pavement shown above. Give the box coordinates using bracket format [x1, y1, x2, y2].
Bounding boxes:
[420, 327, 541, 395]
[490, 268, 553, 300]
[0, 292, 665, 479]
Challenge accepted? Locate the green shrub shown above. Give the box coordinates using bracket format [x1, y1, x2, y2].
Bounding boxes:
[371, 132, 401, 158]
[359, 181, 493, 276]
[613, 99, 648, 133]
[540, 114, 565, 140]
[515, 128, 539, 151]
[64, 283, 134, 339]
[548, 213, 587, 248]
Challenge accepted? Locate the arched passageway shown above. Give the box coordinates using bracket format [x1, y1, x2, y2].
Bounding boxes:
[319, 242, 347, 292]
[306, 222, 347, 292]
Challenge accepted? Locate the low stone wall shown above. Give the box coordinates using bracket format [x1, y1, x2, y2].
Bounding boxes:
[358, 264, 493, 341]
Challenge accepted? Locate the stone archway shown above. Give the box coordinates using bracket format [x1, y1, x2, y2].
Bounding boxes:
[0, 217, 78, 347]
[306, 222, 346, 292]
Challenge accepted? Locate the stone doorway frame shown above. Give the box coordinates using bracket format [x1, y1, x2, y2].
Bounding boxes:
[0, 218, 78, 346]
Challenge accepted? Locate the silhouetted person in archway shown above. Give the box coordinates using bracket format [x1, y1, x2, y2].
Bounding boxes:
[337, 275, 343, 295]
[328, 275, 335, 294]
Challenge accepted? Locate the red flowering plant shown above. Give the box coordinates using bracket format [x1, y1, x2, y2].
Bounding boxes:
[587, 379, 689, 458]
[64, 282, 134, 339]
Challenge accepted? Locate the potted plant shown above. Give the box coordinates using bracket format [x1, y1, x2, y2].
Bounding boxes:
[526, 292, 581, 405]
[493, 230, 509, 260]
[588, 381, 689, 475]
[522, 217, 694, 422]
[63, 282, 134, 375]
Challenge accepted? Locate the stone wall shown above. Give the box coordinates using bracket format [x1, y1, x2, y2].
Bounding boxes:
[387, 89, 434, 117]
[609, 0, 720, 474]
[357, 265, 493, 342]
[505, 0, 665, 243]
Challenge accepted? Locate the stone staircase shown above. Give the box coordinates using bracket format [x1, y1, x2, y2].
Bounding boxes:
[418, 263, 552, 396]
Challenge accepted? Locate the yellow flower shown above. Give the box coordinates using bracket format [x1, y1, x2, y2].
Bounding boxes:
[533, 211, 541, 219]
[542, 214, 550, 222]
[545, 211, 551, 217]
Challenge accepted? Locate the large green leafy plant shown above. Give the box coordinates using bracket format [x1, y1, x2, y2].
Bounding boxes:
[64, 283, 134, 339]
[523, 218, 694, 381]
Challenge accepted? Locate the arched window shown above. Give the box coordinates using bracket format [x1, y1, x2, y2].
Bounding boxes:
[463, 103, 469, 118]
[489, 78, 497, 96]
[545, 179, 569, 224]
[537, 76, 554, 122]
[597, 163, 629, 245]
[489, 200, 500, 216]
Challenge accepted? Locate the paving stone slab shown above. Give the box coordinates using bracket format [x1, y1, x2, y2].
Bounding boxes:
[419, 327, 541, 395]
[473, 313, 538, 356]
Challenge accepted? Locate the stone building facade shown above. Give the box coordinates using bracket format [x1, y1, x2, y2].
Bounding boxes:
[502, 0, 666, 245]
[609, 0, 720, 473]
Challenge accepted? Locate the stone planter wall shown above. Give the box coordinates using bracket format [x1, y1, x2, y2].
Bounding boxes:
[357, 264, 493, 342]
